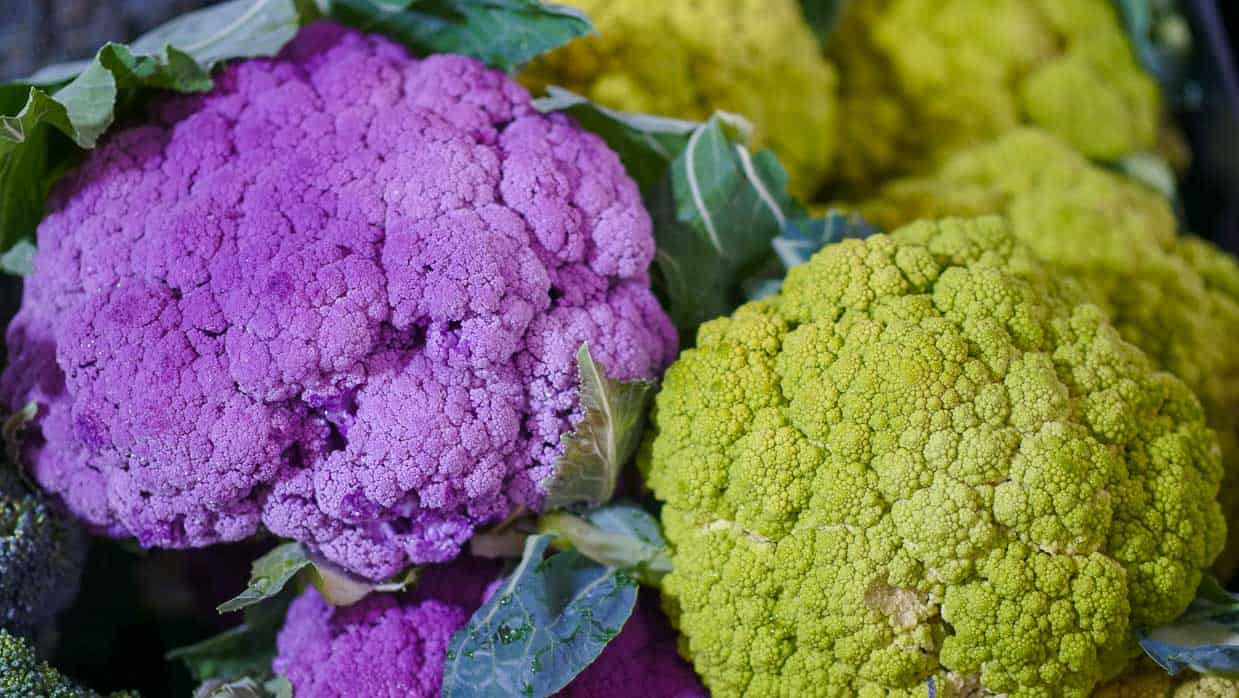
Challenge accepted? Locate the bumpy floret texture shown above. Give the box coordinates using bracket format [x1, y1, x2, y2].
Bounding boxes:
[861, 129, 1239, 579]
[641, 217, 1224, 697]
[1095, 664, 1239, 697]
[274, 559, 705, 698]
[0, 21, 677, 581]
[829, 0, 1160, 191]
[522, 0, 838, 199]
[0, 469, 85, 639]
[0, 628, 133, 698]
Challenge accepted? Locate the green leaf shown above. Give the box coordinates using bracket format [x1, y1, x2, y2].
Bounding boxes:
[127, 0, 307, 70]
[0, 0, 308, 259]
[325, 0, 592, 73]
[539, 502, 671, 586]
[744, 212, 880, 300]
[533, 87, 699, 194]
[218, 543, 313, 613]
[169, 592, 293, 683]
[798, 0, 851, 48]
[0, 240, 37, 276]
[541, 343, 655, 510]
[442, 534, 638, 698]
[1139, 575, 1239, 677]
[219, 541, 418, 612]
[655, 115, 804, 339]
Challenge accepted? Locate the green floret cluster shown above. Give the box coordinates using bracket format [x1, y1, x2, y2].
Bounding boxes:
[0, 629, 135, 698]
[829, 0, 1163, 192]
[642, 217, 1225, 696]
[860, 129, 1239, 580]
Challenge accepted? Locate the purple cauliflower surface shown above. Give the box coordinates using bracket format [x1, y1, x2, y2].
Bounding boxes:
[274, 561, 705, 698]
[0, 21, 677, 580]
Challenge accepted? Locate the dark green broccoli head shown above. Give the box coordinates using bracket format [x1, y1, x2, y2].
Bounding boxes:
[0, 628, 135, 698]
[0, 468, 86, 640]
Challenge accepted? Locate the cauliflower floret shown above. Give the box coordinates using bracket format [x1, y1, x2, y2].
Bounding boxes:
[861, 129, 1239, 580]
[273, 558, 705, 698]
[0, 21, 677, 581]
[641, 217, 1224, 697]
[521, 0, 838, 199]
[829, 0, 1161, 191]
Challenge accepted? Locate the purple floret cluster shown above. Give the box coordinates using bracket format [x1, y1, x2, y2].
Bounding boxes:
[273, 557, 501, 698]
[274, 560, 705, 698]
[1, 21, 676, 580]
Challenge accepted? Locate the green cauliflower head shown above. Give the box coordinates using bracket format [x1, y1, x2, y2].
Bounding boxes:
[521, 0, 838, 199]
[642, 217, 1224, 697]
[829, 0, 1162, 192]
[861, 129, 1239, 581]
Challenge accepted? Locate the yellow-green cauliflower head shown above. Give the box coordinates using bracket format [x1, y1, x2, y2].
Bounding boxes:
[862, 129, 1239, 581]
[642, 217, 1224, 697]
[830, 0, 1160, 191]
[521, 0, 838, 199]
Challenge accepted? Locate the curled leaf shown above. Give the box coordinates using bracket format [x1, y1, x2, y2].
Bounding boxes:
[1139, 575, 1239, 677]
[217, 543, 312, 614]
[541, 343, 655, 510]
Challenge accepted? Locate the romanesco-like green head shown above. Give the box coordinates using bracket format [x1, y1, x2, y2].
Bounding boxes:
[521, 0, 838, 199]
[830, 0, 1161, 192]
[641, 217, 1225, 697]
[861, 129, 1239, 582]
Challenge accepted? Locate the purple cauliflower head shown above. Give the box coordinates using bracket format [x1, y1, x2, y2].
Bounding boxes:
[1, 21, 676, 580]
[274, 560, 705, 698]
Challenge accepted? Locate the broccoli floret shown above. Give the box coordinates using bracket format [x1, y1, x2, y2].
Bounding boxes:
[0, 629, 133, 698]
[0, 21, 676, 582]
[641, 217, 1224, 696]
[0, 468, 85, 641]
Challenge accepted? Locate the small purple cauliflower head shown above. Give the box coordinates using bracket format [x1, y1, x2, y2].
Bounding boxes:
[1, 21, 676, 580]
[274, 562, 705, 698]
[273, 556, 501, 698]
